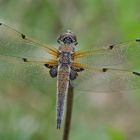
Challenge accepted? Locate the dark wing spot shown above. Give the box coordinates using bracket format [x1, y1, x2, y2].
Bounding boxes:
[136, 39, 140, 42]
[21, 34, 26, 39]
[71, 67, 84, 72]
[44, 64, 54, 69]
[102, 68, 108, 72]
[0, 23, 2, 25]
[44, 64, 49, 67]
[79, 68, 84, 71]
[22, 58, 28, 62]
[75, 68, 84, 72]
[133, 72, 140, 76]
[109, 45, 114, 50]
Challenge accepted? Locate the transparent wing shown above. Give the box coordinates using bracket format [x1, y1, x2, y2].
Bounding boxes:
[74, 39, 140, 68]
[0, 23, 58, 90]
[0, 23, 58, 60]
[0, 55, 55, 90]
[72, 67, 140, 94]
[72, 39, 140, 95]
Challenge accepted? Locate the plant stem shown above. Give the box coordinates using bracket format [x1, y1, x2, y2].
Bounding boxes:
[63, 84, 74, 140]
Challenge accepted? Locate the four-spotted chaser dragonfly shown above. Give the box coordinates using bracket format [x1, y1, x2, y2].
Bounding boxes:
[0, 23, 140, 129]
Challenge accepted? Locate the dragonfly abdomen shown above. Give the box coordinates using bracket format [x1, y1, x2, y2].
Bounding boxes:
[56, 64, 70, 129]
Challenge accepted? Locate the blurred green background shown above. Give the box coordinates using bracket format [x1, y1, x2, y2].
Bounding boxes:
[0, 0, 140, 140]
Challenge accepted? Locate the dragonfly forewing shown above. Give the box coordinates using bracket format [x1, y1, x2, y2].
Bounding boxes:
[0, 23, 58, 60]
[71, 39, 140, 94]
[75, 40, 140, 68]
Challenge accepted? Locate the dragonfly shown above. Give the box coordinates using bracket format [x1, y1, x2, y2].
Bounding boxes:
[0, 23, 140, 129]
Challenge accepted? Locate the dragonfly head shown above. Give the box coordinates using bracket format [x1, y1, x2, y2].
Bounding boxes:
[57, 30, 78, 45]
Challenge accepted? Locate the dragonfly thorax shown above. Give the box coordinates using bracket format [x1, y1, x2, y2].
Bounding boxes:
[58, 52, 71, 65]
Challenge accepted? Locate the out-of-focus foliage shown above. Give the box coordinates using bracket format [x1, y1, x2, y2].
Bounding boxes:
[0, 0, 140, 140]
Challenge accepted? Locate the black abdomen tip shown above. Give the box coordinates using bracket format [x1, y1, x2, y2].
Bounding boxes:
[0, 23, 2, 25]
[57, 119, 61, 129]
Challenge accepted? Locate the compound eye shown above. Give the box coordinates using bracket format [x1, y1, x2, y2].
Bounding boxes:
[63, 37, 73, 44]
